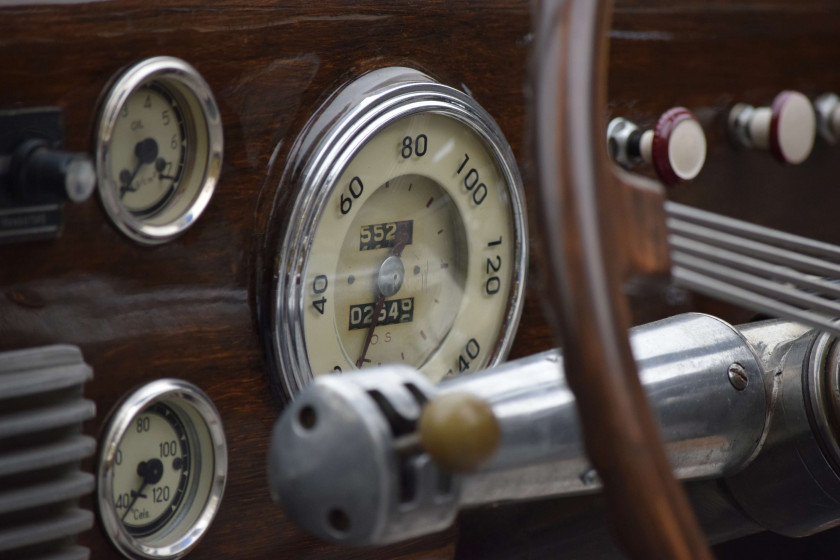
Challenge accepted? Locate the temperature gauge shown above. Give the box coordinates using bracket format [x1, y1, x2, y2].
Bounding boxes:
[97, 380, 227, 559]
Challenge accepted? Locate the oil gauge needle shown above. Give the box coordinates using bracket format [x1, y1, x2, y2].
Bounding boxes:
[356, 233, 409, 368]
[155, 157, 177, 181]
[119, 137, 159, 198]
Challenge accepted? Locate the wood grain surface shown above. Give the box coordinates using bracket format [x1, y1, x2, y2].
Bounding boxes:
[1, 0, 840, 558]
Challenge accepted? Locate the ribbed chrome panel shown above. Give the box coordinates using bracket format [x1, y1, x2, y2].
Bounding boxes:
[0, 436, 94, 478]
[0, 509, 93, 552]
[0, 345, 95, 560]
[0, 472, 94, 515]
[0, 400, 96, 439]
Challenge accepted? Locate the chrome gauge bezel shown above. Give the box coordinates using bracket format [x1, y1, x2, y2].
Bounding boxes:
[97, 379, 227, 560]
[95, 56, 223, 245]
[268, 67, 528, 400]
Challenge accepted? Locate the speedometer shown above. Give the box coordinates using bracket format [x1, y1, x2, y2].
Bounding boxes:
[267, 67, 527, 399]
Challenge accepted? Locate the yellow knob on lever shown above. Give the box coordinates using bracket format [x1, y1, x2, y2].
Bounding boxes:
[417, 392, 501, 473]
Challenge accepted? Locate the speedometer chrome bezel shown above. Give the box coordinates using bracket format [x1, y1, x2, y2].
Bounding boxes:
[267, 67, 528, 401]
[95, 56, 223, 245]
[97, 379, 227, 560]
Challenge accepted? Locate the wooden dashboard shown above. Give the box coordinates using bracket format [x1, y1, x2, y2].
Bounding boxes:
[3, 1, 840, 558]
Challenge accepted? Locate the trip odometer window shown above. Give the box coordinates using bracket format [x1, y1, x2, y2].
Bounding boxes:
[267, 67, 527, 399]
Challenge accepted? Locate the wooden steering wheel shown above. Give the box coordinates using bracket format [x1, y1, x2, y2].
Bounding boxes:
[531, 1, 713, 558]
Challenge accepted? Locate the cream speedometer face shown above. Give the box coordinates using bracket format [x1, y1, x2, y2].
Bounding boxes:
[332, 173, 468, 370]
[268, 67, 527, 398]
[305, 113, 516, 379]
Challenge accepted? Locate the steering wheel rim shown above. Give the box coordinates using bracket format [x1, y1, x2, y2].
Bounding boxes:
[531, 1, 713, 558]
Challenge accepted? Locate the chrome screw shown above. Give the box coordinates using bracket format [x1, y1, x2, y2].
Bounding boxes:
[579, 467, 599, 487]
[728, 363, 748, 391]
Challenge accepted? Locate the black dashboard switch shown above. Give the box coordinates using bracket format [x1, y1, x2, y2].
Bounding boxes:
[8, 139, 95, 203]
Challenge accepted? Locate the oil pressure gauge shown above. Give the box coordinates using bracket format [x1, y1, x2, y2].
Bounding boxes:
[97, 380, 227, 559]
[96, 56, 223, 244]
[268, 67, 527, 399]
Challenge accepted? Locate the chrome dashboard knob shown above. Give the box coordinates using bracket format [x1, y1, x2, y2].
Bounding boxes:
[607, 107, 706, 186]
[815, 92, 840, 144]
[729, 90, 816, 164]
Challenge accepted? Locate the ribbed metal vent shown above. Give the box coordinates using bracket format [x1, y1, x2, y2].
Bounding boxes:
[0, 345, 96, 560]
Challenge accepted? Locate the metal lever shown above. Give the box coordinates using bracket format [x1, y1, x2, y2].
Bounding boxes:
[268, 313, 783, 546]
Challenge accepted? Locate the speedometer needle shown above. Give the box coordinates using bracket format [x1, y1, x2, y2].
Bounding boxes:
[355, 233, 409, 368]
